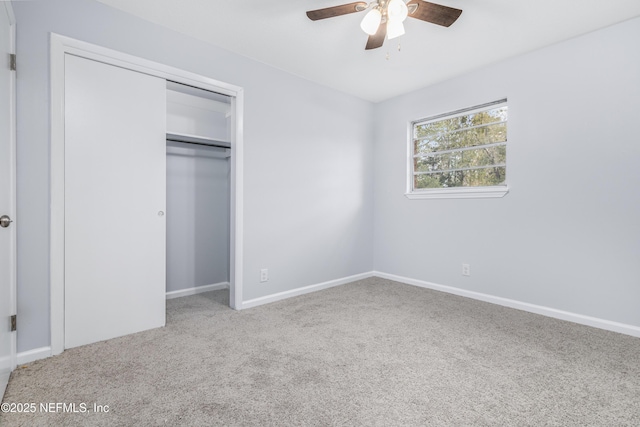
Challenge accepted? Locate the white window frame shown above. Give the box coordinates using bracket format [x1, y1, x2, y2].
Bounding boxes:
[405, 99, 509, 200]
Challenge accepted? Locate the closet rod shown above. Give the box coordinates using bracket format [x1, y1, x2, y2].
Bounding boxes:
[166, 133, 231, 149]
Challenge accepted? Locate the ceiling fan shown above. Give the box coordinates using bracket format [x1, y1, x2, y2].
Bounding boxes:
[306, 0, 462, 50]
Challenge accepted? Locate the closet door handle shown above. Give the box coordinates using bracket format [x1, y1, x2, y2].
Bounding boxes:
[158, 211, 164, 217]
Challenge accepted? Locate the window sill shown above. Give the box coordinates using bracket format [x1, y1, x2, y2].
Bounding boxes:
[405, 186, 509, 200]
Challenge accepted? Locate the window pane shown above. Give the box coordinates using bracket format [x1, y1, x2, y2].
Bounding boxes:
[414, 145, 506, 173]
[414, 166, 506, 189]
[414, 122, 507, 155]
[414, 106, 507, 140]
[410, 101, 507, 193]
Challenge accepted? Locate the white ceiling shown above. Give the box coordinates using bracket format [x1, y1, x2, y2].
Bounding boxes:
[97, 0, 640, 102]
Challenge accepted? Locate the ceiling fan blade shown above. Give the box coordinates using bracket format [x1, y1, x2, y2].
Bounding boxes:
[407, 0, 462, 27]
[365, 21, 387, 50]
[306, 2, 368, 21]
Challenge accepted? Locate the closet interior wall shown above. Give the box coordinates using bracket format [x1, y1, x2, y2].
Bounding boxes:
[166, 82, 231, 295]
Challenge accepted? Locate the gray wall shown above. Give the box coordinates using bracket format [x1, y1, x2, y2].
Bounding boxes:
[166, 145, 229, 292]
[13, 0, 374, 352]
[372, 16, 640, 328]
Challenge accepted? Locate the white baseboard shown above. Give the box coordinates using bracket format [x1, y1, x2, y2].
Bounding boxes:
[241, 271, 374, 309]
[17, 273, 637, 369]
[374, 271, 640, 338]
[17, 346, 52, 366]
[166, 282, 229, 300]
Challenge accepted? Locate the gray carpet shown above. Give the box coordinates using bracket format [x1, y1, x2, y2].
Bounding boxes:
[2, 277, 639, 426]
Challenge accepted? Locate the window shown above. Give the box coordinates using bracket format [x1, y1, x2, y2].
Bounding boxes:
[406, 99, 508, 199]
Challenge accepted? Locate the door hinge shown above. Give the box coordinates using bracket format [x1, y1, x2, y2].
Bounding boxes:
[10, 315, 16, 332]
[10, 53, 16, 71]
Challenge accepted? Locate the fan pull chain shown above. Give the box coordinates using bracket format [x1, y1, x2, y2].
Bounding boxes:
[386, 43, 402, 61]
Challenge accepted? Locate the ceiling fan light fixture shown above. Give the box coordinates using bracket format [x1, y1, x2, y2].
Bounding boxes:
[387, 18, 405, 39]
[306, 0, 462, 51]
[387, 0, 409, 22]
[360, 8, 382, 35]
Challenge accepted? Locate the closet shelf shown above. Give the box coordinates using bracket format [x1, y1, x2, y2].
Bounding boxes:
[166, 132, 231, 149]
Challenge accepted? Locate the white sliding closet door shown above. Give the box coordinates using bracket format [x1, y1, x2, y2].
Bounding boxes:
[64, 54, 166, 349]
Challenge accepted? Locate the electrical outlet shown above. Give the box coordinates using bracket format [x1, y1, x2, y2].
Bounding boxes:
[462, 264, 470, 276]
[260, 268, 269, 283]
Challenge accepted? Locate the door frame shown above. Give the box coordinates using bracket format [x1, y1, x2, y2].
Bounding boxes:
[49, 33, 244, 356]
[1, 0, 17, 387]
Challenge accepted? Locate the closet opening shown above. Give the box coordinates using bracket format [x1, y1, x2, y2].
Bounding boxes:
[165, 81, 232, 305]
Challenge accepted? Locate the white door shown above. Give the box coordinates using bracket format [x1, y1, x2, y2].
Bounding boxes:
[64, 54, 166, 349]
[0, 2, 16, 398]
